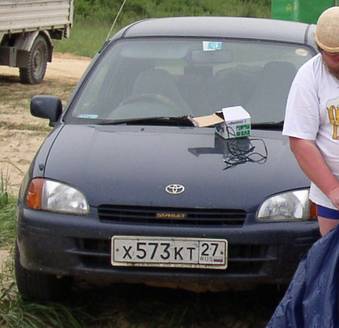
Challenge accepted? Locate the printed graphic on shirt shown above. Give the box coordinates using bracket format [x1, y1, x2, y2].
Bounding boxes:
[326, 97, 339, 140]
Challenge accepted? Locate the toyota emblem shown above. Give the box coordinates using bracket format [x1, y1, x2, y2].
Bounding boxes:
[165, 184, 185, 195]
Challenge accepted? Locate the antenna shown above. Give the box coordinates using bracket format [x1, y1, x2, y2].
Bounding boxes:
[105, 0, 128, 41]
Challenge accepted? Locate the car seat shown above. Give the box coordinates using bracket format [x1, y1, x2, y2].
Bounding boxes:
[244, 61, 297, 123]
[207, 68, 256, 113]
[131, 68, 190, 112]
[178, 65, 213, 116]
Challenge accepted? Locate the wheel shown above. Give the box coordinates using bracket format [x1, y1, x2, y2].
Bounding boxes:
[15, 242, 72, 302]
[19, 36, 49, 84]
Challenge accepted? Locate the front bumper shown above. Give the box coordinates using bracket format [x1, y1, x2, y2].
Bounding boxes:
[17, 208, 320, 291]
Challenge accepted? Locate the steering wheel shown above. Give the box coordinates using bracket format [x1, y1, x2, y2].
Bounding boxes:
[117, 93, 185, 115]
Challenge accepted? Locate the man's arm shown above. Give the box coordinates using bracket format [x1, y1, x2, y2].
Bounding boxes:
[289, 136, 339, 208]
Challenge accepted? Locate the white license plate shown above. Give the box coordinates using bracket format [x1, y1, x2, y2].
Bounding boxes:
[111, 236, 228, 269]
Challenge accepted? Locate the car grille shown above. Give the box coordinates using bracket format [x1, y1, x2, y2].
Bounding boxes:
[71, 238, 275, 275]
[97, 205, 246, 226]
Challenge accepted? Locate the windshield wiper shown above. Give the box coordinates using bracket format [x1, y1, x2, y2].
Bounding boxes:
[95, 116, 194, 126]
[251, 121, 284, 130]
[96, 117, 283, 129]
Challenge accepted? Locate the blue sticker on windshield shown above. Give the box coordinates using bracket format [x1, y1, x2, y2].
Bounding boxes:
[203, 41, 223, 51]
[77, 114, 98, 119]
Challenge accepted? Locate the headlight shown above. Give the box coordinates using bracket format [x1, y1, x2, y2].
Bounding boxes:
[25, 178, 89, 215]
[257, 189, 312, 221]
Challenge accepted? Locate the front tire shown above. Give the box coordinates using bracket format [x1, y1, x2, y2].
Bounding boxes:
[19, 35, 49, 84]
[15, 243, 72, 302]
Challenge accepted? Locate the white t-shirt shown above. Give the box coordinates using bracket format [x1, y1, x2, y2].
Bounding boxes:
[283, 53, 339, 209]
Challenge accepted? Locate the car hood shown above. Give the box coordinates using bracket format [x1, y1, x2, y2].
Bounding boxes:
[44, 125, 308, 211]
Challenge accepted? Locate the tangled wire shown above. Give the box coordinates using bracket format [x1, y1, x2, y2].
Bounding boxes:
[223, 137, 268, 170]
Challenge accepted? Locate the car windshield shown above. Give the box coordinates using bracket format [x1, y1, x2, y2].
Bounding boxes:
[67, 38, 315, 124]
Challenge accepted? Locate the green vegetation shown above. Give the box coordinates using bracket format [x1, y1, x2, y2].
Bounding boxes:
[0, 196, 281, 328]
[0, 198, 15, 248]
[0, 181, 280, 327]
[0, 122, 50, 133]
[74, 0, 271, 23]
[0, 171, 9, 209]
[55, 20, 110, 57]
[0, 172, 14, 247]
[0, 284, 84, 328]
[0, 188, 84, 327]
[55, 0, 271, 57]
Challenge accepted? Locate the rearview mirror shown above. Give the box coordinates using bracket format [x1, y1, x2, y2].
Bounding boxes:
[190, 49, 233, 64]
[30, 95, 62, 124]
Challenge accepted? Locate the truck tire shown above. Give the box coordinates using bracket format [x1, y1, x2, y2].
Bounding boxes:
[19, 35, 49, 84]
[15, 243, 72, 302]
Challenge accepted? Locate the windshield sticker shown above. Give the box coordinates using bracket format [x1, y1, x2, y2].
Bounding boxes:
[203, 41, 223, 51]
[77, 114, 98, 119]
[295, 48, 309, 57]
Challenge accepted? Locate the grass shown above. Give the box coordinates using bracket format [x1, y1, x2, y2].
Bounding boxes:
[0, 195, 282, 328]
[0, 197, 16, 248]
[55, 19, 111, 58]
[0, 171, 9, 209]
[0, 171, 15, 249]
[0, 78, 77, 111]
[55, 1, 271, 58]
[0, 195, 281, 327]
[0, 180, 85, 328]
[0, 283, 84, 328]
[0, 122, 50, 133]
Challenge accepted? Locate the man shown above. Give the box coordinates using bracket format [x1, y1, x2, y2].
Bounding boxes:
[267, 7, 339, 328]
[283, 6, 339, 236]
[267, 10, 339, 327]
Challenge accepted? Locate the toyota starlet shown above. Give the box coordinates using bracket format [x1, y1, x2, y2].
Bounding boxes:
[16, 16, 320, 301]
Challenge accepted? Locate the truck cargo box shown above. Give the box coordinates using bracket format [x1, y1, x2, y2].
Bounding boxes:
[0, 0, 73, 36]
[0, 0, 73, 84]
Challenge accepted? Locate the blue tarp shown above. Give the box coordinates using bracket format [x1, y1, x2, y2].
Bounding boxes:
[267, 225, 339, 328]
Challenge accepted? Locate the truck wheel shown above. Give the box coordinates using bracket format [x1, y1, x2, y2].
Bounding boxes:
[19, 35, 49, 84]
[15, 243, 72, 302]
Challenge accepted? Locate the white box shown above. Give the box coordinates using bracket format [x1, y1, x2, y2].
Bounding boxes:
[215, 106, 251, 139]
[191, 106, 251, 139]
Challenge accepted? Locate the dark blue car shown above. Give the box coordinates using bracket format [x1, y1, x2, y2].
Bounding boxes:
[16, 17, 321, 301]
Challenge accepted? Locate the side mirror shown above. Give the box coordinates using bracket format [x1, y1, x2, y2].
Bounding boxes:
[30, 96, 63, 124]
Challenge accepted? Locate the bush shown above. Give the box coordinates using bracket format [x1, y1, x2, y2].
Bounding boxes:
[55, 0, 270, 57]
[0, 171, 9, 208]
[74, 0, 271, 23]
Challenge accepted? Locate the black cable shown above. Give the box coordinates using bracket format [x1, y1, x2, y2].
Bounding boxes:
[223, 137, 268, 170]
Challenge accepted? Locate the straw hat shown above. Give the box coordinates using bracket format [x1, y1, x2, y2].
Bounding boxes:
[315, 6, 339, 53]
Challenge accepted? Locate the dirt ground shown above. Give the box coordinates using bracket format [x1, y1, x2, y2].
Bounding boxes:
[0, 53, 91, 195]
[0, 52, 90, 293]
